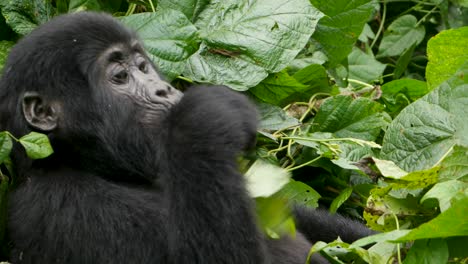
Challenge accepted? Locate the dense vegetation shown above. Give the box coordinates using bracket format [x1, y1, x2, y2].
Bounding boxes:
[0, 0, 467, 262]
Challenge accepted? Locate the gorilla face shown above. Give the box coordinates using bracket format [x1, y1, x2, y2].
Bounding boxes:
[94, 42, 182, 124]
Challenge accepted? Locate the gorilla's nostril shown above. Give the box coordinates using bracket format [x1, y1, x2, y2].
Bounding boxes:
[155, 90, 167, 98]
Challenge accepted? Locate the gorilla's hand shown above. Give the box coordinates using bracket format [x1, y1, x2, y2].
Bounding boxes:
[168, 85, 257, 154]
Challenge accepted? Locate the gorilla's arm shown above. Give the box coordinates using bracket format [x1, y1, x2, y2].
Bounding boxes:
[294, 206, 375, 244]
[161, 86, 268, 263]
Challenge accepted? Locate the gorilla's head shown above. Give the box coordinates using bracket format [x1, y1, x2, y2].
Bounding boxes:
[0, 12, 182, 179]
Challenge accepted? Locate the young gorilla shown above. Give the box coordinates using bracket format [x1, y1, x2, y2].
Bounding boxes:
[0, 12, 371, 264]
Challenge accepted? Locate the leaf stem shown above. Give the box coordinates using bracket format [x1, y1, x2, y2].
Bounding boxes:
[347, 78, 374, 89]
[286, 155, 322, 172]
[5, 131, 19, 142]
[148, 0, 156, 12]
[415, 5, 439, 27]
[371, 0, 387, 49]
[392, 213, 403, 264]
[125, 4, 137, 16]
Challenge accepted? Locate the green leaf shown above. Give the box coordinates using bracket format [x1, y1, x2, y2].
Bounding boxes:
[377, 15, 425, 58]
[421, 180, 468, 212]
[439, 145, 468, 181]
[276, 180, 321, 208]
[451, 0, 468, 7]
[358, 23, 375, 42]
[373, 158, 408, 178]
[447, 237, 468, 259]
[292, 132, 380, 170]
[338, 47, 386, 83]
[0, 132, 13, 163]
[292, 64, 329, 91]
[0, 0, 55, 35]
[329, 187, 353, 213]
[310, 95, 391, 141]
[0, 41, 14, 73]
[18, 132, 53, 159]
[365, 187, 431, 232]
[68, 0, 101, 11]
[381, 63, 468, 171]
[250, 64, 330, 105]
[394, 44, 416, 79]
[249, 71, 309, 106]
[257, 103, 300, 132]
[185, 0, 323, 90]
[397, 196, 468, 241]
[380, 79, 429, 117]
[159, 0, 209, 22]
[121, 10, 200, 80]
[310, 0, 377, 66]
[403, 239, 449, 264]
[353, 229, 411, 247]
[245, 159, 291, 198]
[255, 196, 295, 238]
[426, 27, 468, 89]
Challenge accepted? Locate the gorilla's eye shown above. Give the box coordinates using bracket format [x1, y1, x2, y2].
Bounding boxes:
[138, 61, 148, 73]
[112, 70, 128, 84]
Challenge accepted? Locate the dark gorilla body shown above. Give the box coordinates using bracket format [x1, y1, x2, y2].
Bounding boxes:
[0, 12, 372, 264]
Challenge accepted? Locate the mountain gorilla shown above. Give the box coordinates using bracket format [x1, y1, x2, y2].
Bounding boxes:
[0, 12, 372, 264]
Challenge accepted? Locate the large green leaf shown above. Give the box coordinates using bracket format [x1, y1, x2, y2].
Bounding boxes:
[426, 26, 468, 89]
[121, 10, 200, 80]
[249, 71, 308, 106]
[377, 15, 425, 58]
[0, 0, 55, 35]
[159, 0, 209, 22]
[310, 0, 376, 66]
[381, 63, 468, 171]
[309, 95, 391, 141]
[185, 0, 323, 90]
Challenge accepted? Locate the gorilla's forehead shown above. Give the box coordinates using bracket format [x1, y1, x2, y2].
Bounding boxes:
[98, 40, 145, 61]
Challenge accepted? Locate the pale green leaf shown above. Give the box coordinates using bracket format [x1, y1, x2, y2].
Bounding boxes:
[421, 180, 468, 212]
[377, 15, 425, 58]
[245, 160, 290, 198]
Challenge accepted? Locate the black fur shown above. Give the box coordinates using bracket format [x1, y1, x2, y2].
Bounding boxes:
[0, 12, 371, 264]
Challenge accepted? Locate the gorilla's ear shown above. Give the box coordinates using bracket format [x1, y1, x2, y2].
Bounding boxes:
[22, 91, 60, 132]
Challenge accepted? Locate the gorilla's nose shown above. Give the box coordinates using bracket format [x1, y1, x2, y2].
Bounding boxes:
[154, 85, 172, 98]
